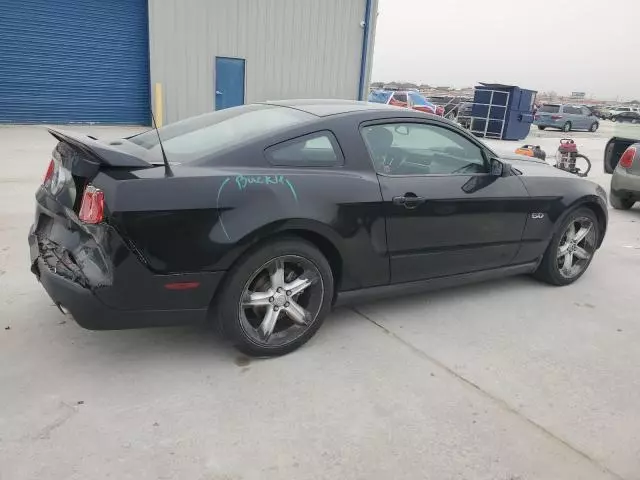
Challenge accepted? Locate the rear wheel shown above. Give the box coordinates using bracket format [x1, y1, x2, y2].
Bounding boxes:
[589, 122, 599, 132]
[534, 208, 598, 286]
[610, 191, 635, 210]
[216, 238, 333, 357]
[537, 126, 546, 130]
[562, 122, 572, 132]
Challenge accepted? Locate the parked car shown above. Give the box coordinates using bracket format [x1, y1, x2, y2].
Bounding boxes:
[534, 104, 599, 132]
[608, 106, 634, 118]
[426, 95, 470, 120]
[610, 143, 640, 209]
[29, 100, 608, 357]
[456, 101, 475, 128]
[587, 106, 607, 119]
[611, 111, 640, 123]
[368, 89, 443, 116]
[604, 136, 638, 173]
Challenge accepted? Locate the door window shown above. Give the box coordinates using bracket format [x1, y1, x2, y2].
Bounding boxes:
[563, 106, 581, 115]
[361, 123, 488, 176]
[581, 107, 593, 116]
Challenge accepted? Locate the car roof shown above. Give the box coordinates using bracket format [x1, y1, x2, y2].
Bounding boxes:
[264, 99, 403, 117]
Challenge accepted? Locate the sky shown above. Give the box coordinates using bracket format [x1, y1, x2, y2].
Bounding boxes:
[371, 0, 640, 100]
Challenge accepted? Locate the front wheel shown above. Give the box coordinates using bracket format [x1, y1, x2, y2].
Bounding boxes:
[589, 122, 599, 132]
[562, 122, 572, 132]
[537, 125, 546, 130]
[534, 208, 599, 286]
[216, 238, 334, 357]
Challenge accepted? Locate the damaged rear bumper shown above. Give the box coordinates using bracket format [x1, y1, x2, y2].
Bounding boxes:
[29, 194, 224, 330]
[30, 255, 210, 330]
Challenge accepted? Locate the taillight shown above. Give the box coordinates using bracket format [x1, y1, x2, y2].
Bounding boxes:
[78, 185, 105, 224]
[43, 159, 55, 187]
[551, 115, 562, 120]
[619, 147, 636, 169]
[43, 158, 70, 195]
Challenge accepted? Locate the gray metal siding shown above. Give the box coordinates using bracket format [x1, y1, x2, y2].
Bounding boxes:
[148, 0, 376, 124]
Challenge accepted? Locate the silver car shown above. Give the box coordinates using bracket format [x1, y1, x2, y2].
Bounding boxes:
[534, 104, 599, 132]
[610, 143, 640, 209]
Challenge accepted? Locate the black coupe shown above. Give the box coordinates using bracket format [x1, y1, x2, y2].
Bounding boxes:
[29, 100, 608, 356]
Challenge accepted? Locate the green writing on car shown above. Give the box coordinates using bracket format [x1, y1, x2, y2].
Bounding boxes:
[235, 174, 287, 190]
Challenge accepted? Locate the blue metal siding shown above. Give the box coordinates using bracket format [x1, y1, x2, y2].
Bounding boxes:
[0, 0, 150, 124]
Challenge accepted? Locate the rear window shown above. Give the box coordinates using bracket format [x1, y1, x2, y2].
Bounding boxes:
[539, 105, 560, 113]
[368, 91, 392, 104]
[129, 104, 314, 163]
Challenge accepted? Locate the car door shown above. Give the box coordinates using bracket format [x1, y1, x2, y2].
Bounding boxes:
[564, 105, 582, 129]
[581, 107, 596, 129]
[361, 120, 531, 284]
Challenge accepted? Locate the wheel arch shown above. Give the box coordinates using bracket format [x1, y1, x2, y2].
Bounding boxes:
[210, 222, 345, 310]
[569, 198, 608, 248]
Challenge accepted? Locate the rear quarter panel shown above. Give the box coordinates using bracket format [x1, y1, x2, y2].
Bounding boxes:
[101, 115, 390, 292]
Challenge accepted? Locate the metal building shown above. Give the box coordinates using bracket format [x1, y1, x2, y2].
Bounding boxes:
[0, 0, 377, 125]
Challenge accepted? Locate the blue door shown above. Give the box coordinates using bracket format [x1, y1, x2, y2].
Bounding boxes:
[215, 57, 245, 110]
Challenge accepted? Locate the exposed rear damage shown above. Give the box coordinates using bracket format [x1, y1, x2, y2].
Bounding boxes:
[29, 129, 222, 330]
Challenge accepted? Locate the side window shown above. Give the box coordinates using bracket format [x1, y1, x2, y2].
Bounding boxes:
[581, 107, 592, 116]
[266, 131, 343, 167]
[361, 123, 488, 176]
[391, 93, 408, 104]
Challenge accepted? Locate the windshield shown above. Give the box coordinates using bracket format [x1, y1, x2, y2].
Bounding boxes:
[539, 105, 561, 113]
[408, 93, 429, 106]
[129, 104, 314, 163]
[368, 90, 393, 104]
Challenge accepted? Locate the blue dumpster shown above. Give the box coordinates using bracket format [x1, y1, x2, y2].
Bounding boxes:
[469, 83, 537, 140]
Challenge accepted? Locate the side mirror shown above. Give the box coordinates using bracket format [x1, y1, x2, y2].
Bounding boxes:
[490, 158, 511, 177]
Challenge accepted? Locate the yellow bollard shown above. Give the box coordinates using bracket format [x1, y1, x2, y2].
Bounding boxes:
[154, 83, 163, 127]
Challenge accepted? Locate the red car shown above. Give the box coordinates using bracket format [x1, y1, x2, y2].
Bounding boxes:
[368, 90, 444, 116]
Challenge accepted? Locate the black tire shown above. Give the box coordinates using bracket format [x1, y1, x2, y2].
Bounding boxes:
[534, 208, 599, 286]
[610, 191, 635, 210]
[215, 237, 334, 357]
[537, 125, 546, 130]
[589, 122, 599, 132]
[562, 122, 572, 132]
[611, 117, 617, 122]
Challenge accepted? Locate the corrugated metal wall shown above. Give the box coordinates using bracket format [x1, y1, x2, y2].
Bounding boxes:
[148, 0, 376, 124]
[0, 0, 150, 124]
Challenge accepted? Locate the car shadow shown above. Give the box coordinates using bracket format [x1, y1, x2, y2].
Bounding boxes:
[28, 273, 551, 364]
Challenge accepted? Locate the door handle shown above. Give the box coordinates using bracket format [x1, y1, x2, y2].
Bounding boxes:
[393, 194, 426, 209]
[215, 90, 222, 95]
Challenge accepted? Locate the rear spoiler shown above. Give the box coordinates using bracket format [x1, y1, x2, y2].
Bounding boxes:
[48, 128, 153, 168]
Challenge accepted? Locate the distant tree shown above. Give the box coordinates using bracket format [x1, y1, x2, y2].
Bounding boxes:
[371, 82, 384, 88]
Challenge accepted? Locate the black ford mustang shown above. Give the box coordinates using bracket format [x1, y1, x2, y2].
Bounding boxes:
[29, 100, 608, 356]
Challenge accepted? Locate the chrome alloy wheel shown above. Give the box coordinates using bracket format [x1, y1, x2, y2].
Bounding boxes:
[556, 217, 597, 279]
[239, 255, 324, 347]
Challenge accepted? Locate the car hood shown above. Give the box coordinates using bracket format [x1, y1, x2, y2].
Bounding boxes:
[500, 154, 575, 178]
